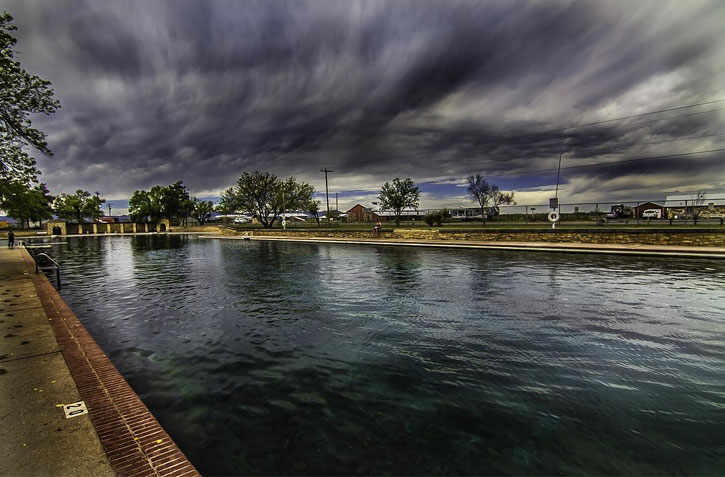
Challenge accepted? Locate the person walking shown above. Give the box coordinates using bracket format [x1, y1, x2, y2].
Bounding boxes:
[8, 230, 15, 248]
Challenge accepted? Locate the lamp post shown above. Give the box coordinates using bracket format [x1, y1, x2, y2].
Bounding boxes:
[281, 184, 287, 230]
[549, 151, 565, 229]
[554, 151, 564, 201]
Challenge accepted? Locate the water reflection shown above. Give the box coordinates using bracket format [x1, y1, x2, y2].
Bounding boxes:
[50, 237, 725, 476]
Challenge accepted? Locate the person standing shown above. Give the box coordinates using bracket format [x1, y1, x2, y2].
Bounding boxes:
[8, 230, 15, 248]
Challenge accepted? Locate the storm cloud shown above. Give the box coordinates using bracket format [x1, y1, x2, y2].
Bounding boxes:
[5, 0, 725, 208]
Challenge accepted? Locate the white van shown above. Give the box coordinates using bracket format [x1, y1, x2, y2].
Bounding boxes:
[642, 209, 662, 219]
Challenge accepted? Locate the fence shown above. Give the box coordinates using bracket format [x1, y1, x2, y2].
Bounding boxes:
[365, 196, 725, 224]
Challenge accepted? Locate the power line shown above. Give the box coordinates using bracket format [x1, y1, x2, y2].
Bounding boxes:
[486, 148, 725, 178]
[363, 99, 725, 168]
[459, 115, 725, 169]
[561, 132, 725, 155]
[458, 128, 725, 171]
[489, 99, 725, 144]
[488, 107, 725, 148]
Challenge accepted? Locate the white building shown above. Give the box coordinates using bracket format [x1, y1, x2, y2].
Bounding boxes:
[664, 192, 725, 216]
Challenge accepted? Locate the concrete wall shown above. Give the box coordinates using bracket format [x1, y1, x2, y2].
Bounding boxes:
[249, 227, 725, 247]
[47, 221, 159, 235]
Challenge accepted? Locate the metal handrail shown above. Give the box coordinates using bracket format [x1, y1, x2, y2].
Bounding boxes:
[33, 252, 62, 290]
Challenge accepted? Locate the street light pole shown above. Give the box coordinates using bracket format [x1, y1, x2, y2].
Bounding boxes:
[282, 186, 286, 230]
[551, 151, 565, 230]
[555, 150, 564, 203]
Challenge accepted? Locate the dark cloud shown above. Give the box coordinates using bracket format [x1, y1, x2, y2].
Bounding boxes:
[3, 0, 724, 206]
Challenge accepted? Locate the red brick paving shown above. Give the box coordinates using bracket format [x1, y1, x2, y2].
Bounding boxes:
[22, 250, 200, 477]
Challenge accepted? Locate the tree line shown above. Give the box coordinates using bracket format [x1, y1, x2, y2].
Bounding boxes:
[2, 169, 516, 229]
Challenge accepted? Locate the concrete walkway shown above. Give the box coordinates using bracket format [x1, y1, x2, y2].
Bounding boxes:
[0, 246, 199, 477]
[201, 234, 725, 258]
[0, 246, 114, 476]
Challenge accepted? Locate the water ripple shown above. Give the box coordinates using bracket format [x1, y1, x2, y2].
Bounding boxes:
[47, 236, 725, 476]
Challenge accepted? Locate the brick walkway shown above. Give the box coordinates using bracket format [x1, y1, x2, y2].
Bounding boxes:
[1, 246, 199, 477]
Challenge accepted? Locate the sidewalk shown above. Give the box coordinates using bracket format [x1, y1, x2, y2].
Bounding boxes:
[0, 246, 114, 476]
[0, 246, 199, 477]
[202, 234, 725, 258]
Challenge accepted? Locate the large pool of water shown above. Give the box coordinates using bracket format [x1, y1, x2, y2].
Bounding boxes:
[39, 235, 725, 475]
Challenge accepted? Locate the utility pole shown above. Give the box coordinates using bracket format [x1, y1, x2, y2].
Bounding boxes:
[108, 204, 112, 217]
[335, 193, 338, 217]
[321, 168, 332, 223]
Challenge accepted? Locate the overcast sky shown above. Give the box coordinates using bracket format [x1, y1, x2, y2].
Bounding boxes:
[5, 0, 725, 211]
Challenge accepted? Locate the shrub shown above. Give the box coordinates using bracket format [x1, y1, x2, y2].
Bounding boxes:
[424, 209, 450, 226]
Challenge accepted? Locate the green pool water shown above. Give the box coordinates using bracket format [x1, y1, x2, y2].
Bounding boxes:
[43, 235, 725, 475]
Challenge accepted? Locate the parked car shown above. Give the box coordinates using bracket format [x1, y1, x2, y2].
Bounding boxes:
[641, 209, 662, 219]
[606, 204, 634, 219]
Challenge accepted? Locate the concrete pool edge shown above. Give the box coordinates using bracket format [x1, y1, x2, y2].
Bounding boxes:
[200, 234, 725, 258]
[20, 248, 200, 477]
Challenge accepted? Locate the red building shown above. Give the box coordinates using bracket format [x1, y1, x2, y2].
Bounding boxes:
[346, 204, 381, 223]
[633, 202, 665, 219]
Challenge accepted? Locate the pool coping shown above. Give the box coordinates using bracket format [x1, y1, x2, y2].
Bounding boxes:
[21, 248, 200, 477]
[200, 234, 725, 258]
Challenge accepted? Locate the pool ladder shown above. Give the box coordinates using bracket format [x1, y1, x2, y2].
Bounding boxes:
[30, 249, 62, 290]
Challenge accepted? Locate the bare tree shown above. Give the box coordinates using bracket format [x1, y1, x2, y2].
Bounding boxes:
[466, 174, 515, 224]
[691, 191, 706, 223]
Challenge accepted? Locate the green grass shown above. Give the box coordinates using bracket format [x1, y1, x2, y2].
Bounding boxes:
[224, 220, 724, 232]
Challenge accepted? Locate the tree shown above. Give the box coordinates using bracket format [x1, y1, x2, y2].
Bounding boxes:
[2, 181, 52, 228]
[0, 12, 60, 196]
[307, 199, 321, 226]
[378, 177, 420, 226]
[223, 171, 315, 228]
[53, 189, 105, 223]
[162, 181, 193, 223]
[215, 188, 236, 225]
[191, 197, 214, 225]
[280, 176, 315, 226]
[466, 174, 514, 224]
[128, 181, 191, 223]
[128, 188, 160, 222]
